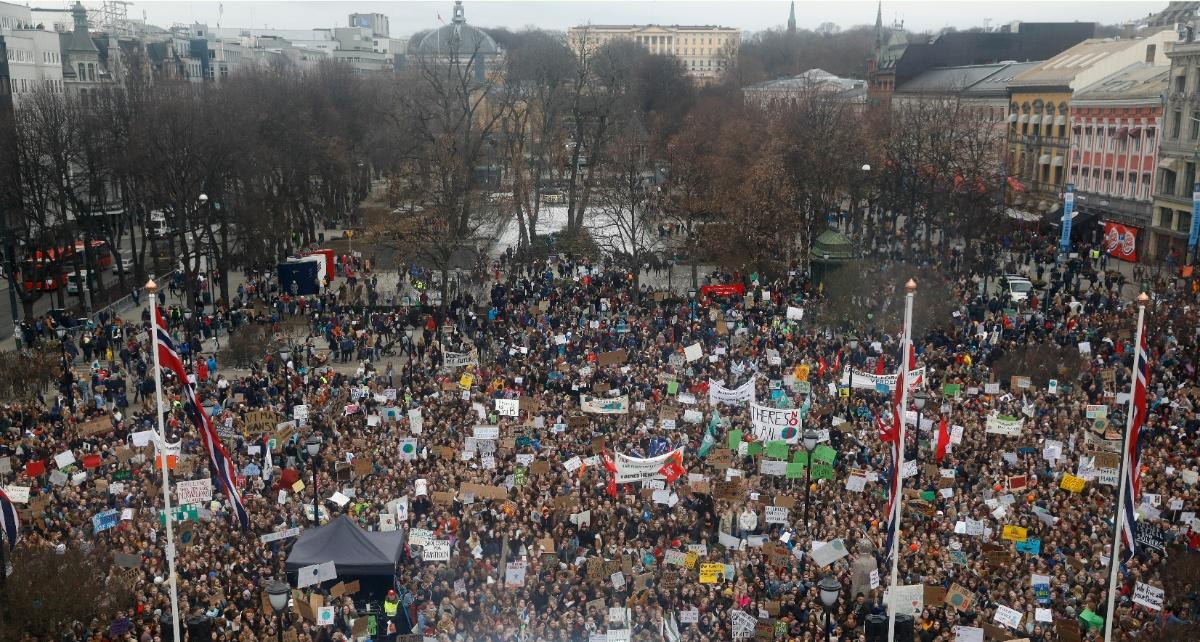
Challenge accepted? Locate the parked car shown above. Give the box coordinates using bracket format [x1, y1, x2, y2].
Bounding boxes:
[66, 270, 94, 295]
[999, 274, 1033, 303]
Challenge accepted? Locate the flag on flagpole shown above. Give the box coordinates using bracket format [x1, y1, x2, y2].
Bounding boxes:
[935, 415, 950, 463]
[0, 486, 20, 548]
[876, 411, 900, 564]
[880, 336, 910, 564]
[155, 310, 249, 529]
[1121, 331, 1149, 556]
[875, 354, 885, 375]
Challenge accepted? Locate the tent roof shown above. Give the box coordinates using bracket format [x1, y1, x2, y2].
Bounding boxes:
[285, 516, 405, 576]
[812, 229, 857, 262]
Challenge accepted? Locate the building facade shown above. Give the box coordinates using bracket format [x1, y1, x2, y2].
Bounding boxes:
[567, 23, 740, 83]
[349, 13, 389, 38]
[1151, 29, 1200, 262]
[743, 68, 866, 109]
[1, 17, 65, 109]
[1006, 32, 1173, 217]
[1067, 63, 1167, 259]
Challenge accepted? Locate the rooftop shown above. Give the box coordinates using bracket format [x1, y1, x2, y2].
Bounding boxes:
[1071, 62, 1170, 102]
[1010, 38, 1144, 86]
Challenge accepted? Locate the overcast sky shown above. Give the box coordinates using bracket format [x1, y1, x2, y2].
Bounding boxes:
[123, 1, 1165, 36]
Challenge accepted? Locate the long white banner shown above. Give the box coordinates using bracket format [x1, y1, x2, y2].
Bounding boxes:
[614, 448, 683, 483]
[984, 412, 1024, 436]
[709, 378, 756, 406]
[581, 395, 629, 415]
[840, 367, 926, 391]
[749, 403, 801, 443]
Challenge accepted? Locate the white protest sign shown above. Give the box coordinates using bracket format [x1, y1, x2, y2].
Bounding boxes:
[993, 604, 1023, 629]
[495, 399, 519, 417]
[176, 479, 213, 505]
[317, 606, 335, 626]
[811, 539, 849, 567]
[297, 561, 337, 588]
[423, 540, 451, 562]
[1132, 582, 1164, 611]
[764, 506, 789, 524]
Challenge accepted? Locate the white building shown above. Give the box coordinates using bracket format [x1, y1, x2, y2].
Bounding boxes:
[1, 1, 62, 107]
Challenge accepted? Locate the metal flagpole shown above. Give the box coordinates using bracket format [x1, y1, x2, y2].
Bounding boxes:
[1103, 292, 1148, 642]
[147, 278, 182, 642]
[887, 278, 916, 642]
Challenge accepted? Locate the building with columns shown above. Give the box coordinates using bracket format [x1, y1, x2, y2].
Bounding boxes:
[567, 23, 740, 83]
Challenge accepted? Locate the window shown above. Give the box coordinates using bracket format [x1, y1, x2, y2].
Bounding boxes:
[1162, 168, 1178, 195]
[1083, 128, 1091, 148]
[1131, 132, 1141, 152]
[1175, 74, 1186, 93]
[1143, 172, 1152, 199]
[1185, 162, 1196, 191]
[1179, 211, 1193, 233]
[1104, 170, 1113, 193]
[1116, 171, 1125, 195]
[1158, 207, 1174, 228]
[1172, 110, 1182, 139]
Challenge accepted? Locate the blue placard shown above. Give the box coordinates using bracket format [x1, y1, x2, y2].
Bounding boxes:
[1034, 583, 1051, 605]
[875, 383, 890, 394]
[1059, 184, 1075, 253]
[92, 509, 119, 533]
[1015, 537, 1041, 555]
[1190, 182, 1200, 253]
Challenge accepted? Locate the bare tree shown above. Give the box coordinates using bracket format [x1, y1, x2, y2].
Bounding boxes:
[592, 120, 657, 302]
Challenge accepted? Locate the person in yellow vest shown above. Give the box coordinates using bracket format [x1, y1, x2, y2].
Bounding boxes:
[382, 588, 400, 640]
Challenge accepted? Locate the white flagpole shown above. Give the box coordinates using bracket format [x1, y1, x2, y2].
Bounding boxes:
[147, 278, 182, 642]
[1103, 291, 1148, 642]
[887, 278, 916, 642]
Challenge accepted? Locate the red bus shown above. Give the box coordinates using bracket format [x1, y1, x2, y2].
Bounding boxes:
[21, 240, 113, 292]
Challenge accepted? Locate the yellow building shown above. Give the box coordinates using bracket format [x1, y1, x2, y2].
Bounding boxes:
[1005, 32, 1174, 216]
[567, 24, 740, 83]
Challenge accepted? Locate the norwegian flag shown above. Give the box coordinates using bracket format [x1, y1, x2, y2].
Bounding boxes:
[154, 310, 249, 529]
[876, 412, 900, 564]
[0, 486, 20, 548]
[1121, 331, 1149, 556]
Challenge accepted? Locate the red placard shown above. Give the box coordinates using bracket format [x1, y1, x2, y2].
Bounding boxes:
[1103, 222, 1137, 262]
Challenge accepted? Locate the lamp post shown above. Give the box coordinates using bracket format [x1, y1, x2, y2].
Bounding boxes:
[818, 575, 841, 642]
[845, 335, 858, 417]
[913, 390, 928, 448]
[266, 579, 289, 642]
[306, 435, 322, 525]
[802, 429, 819, 531]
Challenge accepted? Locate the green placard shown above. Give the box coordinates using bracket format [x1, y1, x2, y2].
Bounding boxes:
[812, 445, 837, 464]
[158, 505, 198, 526]
[1080, 610, 1104, 630]
[367, 616, 377, 636]
[113, 469, 132, 481]
[920, 490, 936, 502]
[746, 442, 763, 456]
[766, 441, 789, 460]
[667, 381, 679, 395]
[792, 451, 809, 465]
[786, 462, 806, 479]
[514, 466, 526, 486]
[943, 383, 961, 397]
[727, 430, 743, 450]
[811, 462, 834, 480]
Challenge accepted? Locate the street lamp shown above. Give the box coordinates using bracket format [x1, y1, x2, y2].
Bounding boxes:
[802, 429, 819, 532]
[266, 579, 289, 642]
[845, 335, 858, 416]
[818, 575, 842, 642]
[305, 435, 322, 525]
[913, 390, 927, 447]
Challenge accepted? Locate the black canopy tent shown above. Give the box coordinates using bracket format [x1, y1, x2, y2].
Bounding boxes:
[285, 516, 405, 580]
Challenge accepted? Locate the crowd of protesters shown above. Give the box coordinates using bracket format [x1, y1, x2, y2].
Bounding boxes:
[1, 234, 1198, 642]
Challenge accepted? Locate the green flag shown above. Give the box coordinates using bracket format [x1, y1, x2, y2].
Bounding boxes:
[728, 429, 743, 450]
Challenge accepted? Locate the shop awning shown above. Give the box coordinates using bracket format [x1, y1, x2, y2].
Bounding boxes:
[1008, 113, 1018, 123]
[1018, 114, 1028, 124]
[1030, 115, 1042, 126]
[1055, 115, 1066, 126]
[1051, 156, 1065, 167]
[1158, 157, 1180, 172]
[1039, 154, 1051, 164]
[1129, 126, 1142, 137]
[1116, 126, 1129, 137]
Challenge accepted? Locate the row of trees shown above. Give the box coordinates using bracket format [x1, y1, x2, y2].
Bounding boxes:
[1, 24, 1012, 317]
